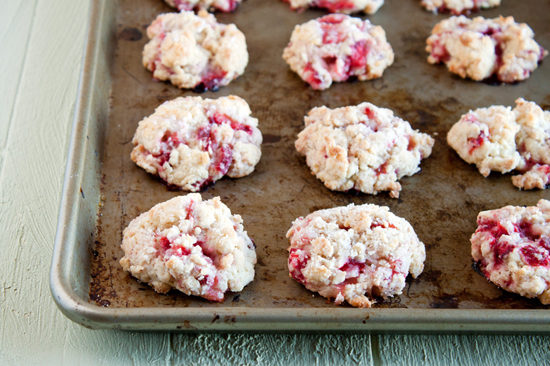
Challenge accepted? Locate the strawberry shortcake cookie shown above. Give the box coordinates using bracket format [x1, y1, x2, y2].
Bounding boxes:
[426, 16, 546, 83]
[447, 104, 521, 177]
[512, 99, 550, 190]
[284, 0, 384, 14]
[471, 200, 550, 304]
[447, 98, 550, 190]
[287, 203, 426, 308]
[163, 0, 241, 12]
[142, 10, 248, 91]
[283, 14, 394, 90]
[131, 96, 262, 191]
[295, 102, 434, 198]
[120, 194, 257, 302]
[420, 0, 500, 15]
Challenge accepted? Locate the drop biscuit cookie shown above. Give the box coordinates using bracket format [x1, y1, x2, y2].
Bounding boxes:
[447, 98, 550, 190]
[131, 96, 262, 191]
[471, 200, 550, 304]
[426, 16, 546, 83]
[287, 203, 426, 308]
[295, 102, 434, 198]
[283, 14, 394, 90]
[142, 10, 248, 91]
[120, 194, 257, 302]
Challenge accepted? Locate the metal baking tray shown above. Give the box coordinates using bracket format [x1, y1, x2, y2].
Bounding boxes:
[51, 0, 550, 332]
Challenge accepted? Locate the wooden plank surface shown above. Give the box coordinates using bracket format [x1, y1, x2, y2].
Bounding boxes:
[378, 335, 550, 365]
[0, 0, 90, 363]
[0, 1, 37, 167]
[0, 0, 549, 364]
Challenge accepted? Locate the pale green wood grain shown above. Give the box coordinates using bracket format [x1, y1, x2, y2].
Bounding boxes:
[0, 0, 548, 365]
[168, 334, 373, 365]
[0, 0, 90, 363]
[56, 332, 374, 366]
[379, 335, 550, 365]
[0, 1, 37, 166]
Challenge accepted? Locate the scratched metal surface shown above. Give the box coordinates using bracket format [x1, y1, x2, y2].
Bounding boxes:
[89, 0, 550, 316]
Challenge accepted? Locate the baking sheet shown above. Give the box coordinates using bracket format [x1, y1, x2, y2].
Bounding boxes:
[51, 0, 550, 331]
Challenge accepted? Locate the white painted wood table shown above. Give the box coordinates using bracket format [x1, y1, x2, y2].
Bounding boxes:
[1, 0, 550, 364]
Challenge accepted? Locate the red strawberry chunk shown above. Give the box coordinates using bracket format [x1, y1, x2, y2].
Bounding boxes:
[194, 240, 217, 263]
[430, 38, 451, 63]
[339, 259, 366, 277]
[197, 125, 212, 151]
[318, 14, 346, 24]
[314, 0, 355, 12]
[160, 236, 171, 251]
[375, 162, 388, 176]
[521, 245, 550, 267]
[192, 179, 214, 191]
[477, 218, 509, 242]
[371, 221, 396, 229]
[224, 0, 238, 11]
[518, 220, 540, 241]
[289, 248, 310, 284]
[364, 107, 376, 120]
[154, 131, 182, 166]
[212, 144, 233, 175]
[196, 69, 228, 92]
[200, 276, 223, 302]
[348, 40, 368, 71]
[467, 131, 487, 154]
[303, 63, 324, 89]
[159, 236, 191, 256]
[210, 113, 253, 134]
[323, 56, 339, 74]
[493, 241, 513, 267]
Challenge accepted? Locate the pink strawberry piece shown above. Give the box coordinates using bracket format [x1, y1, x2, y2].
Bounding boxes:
[154, 131, 182, 166]
[521, 245, 550, 267]
[289, 248, 310, 283]
[196, 70, 228, 93]
[429, 39, 451, 63]
[467, 131, 487, 154]
[314, 0, 356, 12]
[303, 63, 324, 90]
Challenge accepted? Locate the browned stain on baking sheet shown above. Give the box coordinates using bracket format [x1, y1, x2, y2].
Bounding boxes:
[89, 0, 550, 310]
[118, 27, 143, 41]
